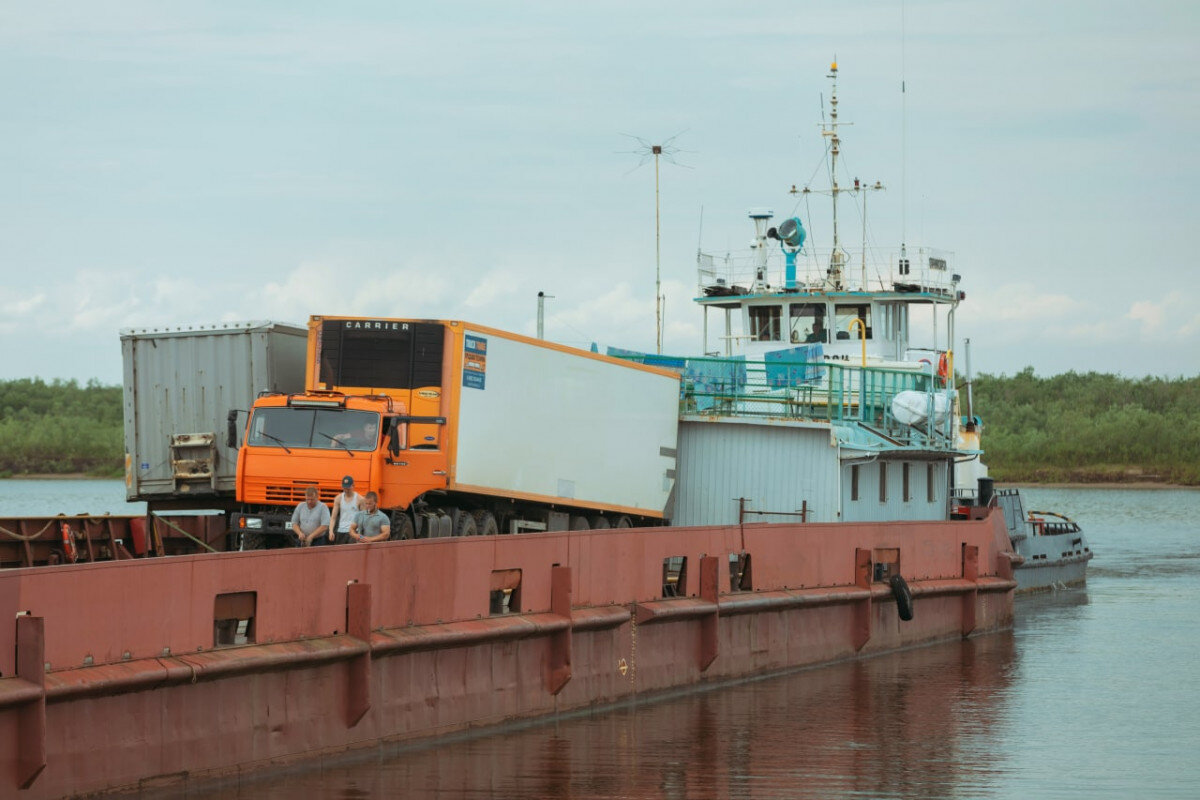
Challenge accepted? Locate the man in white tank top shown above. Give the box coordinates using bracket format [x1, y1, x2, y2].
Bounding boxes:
[329, 475, 363, 545]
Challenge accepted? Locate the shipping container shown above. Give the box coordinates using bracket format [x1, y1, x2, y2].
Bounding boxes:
[121, 321, 306, 508]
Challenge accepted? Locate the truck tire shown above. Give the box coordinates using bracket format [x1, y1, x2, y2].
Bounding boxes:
[588, 515, 611, 529]
[569, 515, 590, 530]
[453, 511, 478, 537]
[614, 516, 633, 529]
[472, 510, 499, 537]
[389, 511, 414, 541]
[241, 531, 265, 551]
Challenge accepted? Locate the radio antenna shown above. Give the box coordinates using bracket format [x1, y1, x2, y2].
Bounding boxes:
[620, 132, 691, 353]
[900, 0, 909, 267]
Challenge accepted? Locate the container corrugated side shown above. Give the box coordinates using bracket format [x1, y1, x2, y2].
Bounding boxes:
[673, 419, 842, 525]
[121, 321, 306, 503]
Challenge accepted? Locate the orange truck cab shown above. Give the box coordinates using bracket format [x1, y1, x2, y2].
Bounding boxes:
[231, 392, 447, 546]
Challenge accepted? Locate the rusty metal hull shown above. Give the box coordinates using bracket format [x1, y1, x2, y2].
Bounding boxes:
[0, 513, 1016, 799]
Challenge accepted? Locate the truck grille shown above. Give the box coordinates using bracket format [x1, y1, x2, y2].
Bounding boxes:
[264, 484, 340, 504]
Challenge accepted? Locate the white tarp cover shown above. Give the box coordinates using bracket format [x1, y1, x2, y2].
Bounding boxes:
[891, 390, 952, 428]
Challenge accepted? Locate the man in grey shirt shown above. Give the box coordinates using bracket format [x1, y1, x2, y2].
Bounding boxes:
[348, 491, 391, 543]
[291, 486, 332, 546]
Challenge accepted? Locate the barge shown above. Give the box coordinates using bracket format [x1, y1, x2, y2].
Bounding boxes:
[0, 510, 1015, 798]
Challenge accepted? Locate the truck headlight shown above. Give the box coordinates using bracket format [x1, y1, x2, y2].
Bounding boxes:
[244, 518, 263, 530]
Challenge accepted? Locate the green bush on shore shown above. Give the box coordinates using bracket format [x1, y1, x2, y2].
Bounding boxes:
[0, 378, 123, 476]
[0, 371, 1196, 484]
[970, 368, 1200, 485]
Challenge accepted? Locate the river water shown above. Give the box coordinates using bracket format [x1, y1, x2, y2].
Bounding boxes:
[1, 483, 1197, 798]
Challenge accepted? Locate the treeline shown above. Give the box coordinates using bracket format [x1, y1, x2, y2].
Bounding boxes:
[0, 379, 124, 476]
[969, 368, 1200, 485]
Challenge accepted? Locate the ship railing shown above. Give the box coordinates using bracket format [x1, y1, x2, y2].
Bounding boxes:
[658, 355, 956, 449]
[698, 246, 957, 296]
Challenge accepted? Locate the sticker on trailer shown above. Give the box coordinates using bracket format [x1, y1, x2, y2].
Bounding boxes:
[463, 334, 487, 390]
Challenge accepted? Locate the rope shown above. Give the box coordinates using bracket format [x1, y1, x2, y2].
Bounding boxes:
[0, 514, 219, 555]
[0, 518, 60, 542]
[151, 513, 219, 554]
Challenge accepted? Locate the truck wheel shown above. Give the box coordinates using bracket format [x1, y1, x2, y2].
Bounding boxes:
[569, 515, 590, 530]
[588, 515, 611, 529]
[389, 511, 414, 541]
[241, 531, 265, 551]
[453, 511, 478, 537]
[472, 510, 499, 537]
[614, 516, 633, 529]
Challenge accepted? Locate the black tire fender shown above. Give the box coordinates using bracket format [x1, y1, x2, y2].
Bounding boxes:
[890, 574, 914, 621]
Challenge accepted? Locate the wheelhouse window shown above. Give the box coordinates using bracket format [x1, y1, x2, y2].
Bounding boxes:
[834, 304, 873, 341]
[248, 408, 382, 452]
[749, 305, 782, 342]
[789, 303, 827, 344]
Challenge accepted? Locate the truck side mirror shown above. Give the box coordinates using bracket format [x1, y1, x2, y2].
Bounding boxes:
[226, 410, 240, 449]
[387, 418, 401, 457]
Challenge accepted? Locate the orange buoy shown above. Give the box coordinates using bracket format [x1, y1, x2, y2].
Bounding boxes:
[61, 522, 78, 563]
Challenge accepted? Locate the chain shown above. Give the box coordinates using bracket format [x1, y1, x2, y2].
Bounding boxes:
[629, 604, 637, 687]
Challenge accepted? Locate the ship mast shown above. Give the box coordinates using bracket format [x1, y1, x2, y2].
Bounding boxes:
[790, 60, 884, 291]
[823, 61, 848, 290]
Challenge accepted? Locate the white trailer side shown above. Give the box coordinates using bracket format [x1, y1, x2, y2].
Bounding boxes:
[452, 327, 680, 517]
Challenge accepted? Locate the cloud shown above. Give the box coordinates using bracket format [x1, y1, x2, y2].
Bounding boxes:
[966, 283, 1087, 325]
[1127, 299, 1167, 335]
[463, 270, 522, 309]
[1127, 294, 1200, 339]
[1, 292, 47, 317]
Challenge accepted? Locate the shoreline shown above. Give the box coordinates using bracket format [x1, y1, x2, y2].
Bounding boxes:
[2, 473, 119, 481]
[1001, 481, 1194, 490]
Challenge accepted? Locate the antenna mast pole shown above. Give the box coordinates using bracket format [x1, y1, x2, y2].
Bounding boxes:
[900, 0, 909, 270]
[828, 62, 841, 259]
[654, 144, 662, 354]
[821, 60, 849, 289]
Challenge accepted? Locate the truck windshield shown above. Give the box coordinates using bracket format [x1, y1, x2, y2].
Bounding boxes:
[247, 408, 381, 452]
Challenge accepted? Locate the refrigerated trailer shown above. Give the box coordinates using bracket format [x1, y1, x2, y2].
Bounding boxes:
[233, 318, 681, 541]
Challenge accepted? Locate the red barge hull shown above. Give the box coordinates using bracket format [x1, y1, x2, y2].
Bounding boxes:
[0, 512, 1015, 798]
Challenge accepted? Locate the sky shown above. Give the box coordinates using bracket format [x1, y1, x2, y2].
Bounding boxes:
[2, 1, 1198, 384]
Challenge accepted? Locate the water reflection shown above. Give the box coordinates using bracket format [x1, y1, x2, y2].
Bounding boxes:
[176, 634, 1017, 800]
